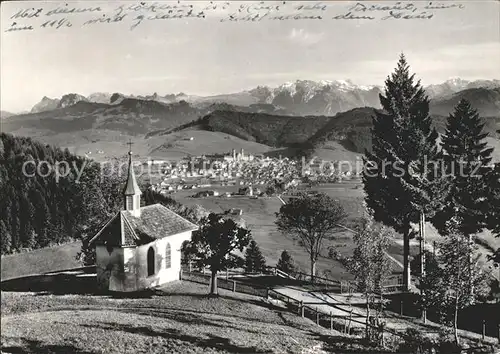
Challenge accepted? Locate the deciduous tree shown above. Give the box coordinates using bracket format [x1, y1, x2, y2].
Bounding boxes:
[275, 192, 346, 282]
[347, 213, 393, 340]
[183, 213, 251, 295]
[422, 233, 489, 344]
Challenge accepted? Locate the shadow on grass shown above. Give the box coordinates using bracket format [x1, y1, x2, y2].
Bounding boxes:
[1, 338, 95, 353]
[79, 322, 272, 353]
[313, 332, 393, 354]
[0, 271, 102, 296]
[112, 291, 292, 331]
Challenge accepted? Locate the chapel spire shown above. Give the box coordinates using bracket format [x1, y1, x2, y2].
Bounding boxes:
[123, 143, 142, 215]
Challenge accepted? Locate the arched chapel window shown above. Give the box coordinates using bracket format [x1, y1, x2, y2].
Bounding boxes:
[147, 247, 155, 276]
[165, 243, 171, 269]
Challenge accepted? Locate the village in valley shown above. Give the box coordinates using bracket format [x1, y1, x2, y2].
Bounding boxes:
[145, 148, 353, 198]
[1, 1, 500, 354]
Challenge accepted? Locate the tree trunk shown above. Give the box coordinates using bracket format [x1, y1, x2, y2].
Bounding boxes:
[403, 228, 411, 291]
[419, 212, 427, 323]
[210, 270, 218, 295]
[310, 258, 316, 284]
[366, 293, 371, 340]
[419, 212, 426, 278]
[468, 234, 474, 296]
[454, 294, 460, 345]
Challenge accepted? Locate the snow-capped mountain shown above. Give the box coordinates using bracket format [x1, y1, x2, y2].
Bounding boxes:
[58, 93, 88, 108]
[27, 78, 500, 116]
[247, 80, 383, 116]
[31, 96, 60, 113]
[87, 92, 113, 104]
[426, 79, 500, 99]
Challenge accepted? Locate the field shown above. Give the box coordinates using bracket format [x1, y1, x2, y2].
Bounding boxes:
[173, 181, 500, 282]
[0, 281, 372, 354]
[174, 182, 382, 280]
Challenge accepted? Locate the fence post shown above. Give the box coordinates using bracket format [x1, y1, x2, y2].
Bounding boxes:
[316, 310, 320, 325]
[348, 309, 353, 334]
[400, 300, 403, 316]
[232, 280, 236, 292]
[189, 262, 192, 274]
[266, 287, 270, 299]
[300, 301, 304, 317]
[179, 268, 183, 280]
[482, 320, 486, 341]
[330, 311, 333, 331]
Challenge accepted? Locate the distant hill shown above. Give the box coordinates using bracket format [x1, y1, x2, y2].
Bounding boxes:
[149, 110, 332, 147]
[5, 100, 201, 136]
[6, 97, 296, 138]
[1, 110, 15, 119]
[204, 110, 331, 147]
[430, 87, 500, 117]
[306, 106, 498, 154]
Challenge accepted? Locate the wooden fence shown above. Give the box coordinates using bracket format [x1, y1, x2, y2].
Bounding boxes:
[181, 266, 500, 347]
[267, 266, 405, 295]
[181, 268, 269, 298]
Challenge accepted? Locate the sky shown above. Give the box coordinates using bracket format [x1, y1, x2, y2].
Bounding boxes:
[1, 0, 499, 113]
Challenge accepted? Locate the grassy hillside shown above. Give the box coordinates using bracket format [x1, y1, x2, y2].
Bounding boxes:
[203, 110, 331, 147]
[148, 129, 274, 159]
[1, 281, 362, 354]
[2, 100, 201, 136]
[1, 242, 81, 280]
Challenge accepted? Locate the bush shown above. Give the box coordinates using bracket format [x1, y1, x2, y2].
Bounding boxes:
[397, 328, 434, 354]
[396, 327, 465, 354]
[436, 328, 462, 354]
[276, 250, 296, 275]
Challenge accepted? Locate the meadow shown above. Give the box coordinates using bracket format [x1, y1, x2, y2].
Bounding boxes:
[1, 281, 362, 354]
[175, 182, 378, 280]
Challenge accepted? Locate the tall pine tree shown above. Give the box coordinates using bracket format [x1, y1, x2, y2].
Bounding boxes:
[277, 250, 296, 274]
[244, 240, 267, 273]
[363, 54, 447, 290]
[486, 142, 500, 266]
[433, 99, 494, 236]
[433, 100, 494, 295]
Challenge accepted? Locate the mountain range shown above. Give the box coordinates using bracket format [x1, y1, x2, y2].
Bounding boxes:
[21, 78, 500, 117]
[2, 78, 498, 160]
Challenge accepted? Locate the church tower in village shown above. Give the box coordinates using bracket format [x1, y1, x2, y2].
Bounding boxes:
[123, 150, 142, 217]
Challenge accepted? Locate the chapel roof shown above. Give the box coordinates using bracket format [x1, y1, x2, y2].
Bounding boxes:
[88, 204, 198, 247]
